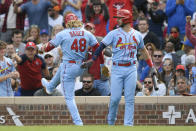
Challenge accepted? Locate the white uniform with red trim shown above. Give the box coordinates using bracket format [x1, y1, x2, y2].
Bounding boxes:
[101, 27, 144, 126]
[49, 27, 98, 125]
[0, 56, 15, 96]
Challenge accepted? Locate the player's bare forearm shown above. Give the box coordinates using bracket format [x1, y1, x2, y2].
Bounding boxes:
[42, 42, 55, 52]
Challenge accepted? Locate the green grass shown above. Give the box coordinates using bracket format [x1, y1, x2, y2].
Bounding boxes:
[0, 125, 196, 131]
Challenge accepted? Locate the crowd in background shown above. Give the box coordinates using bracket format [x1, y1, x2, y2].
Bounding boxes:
[0, 0, 196, 97]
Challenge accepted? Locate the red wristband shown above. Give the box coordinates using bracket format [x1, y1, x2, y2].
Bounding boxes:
[146, 59, 153, 68]
[45, 42, 55, 52]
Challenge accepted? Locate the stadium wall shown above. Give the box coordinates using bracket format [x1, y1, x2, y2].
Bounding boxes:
[0, 96, 196, 126]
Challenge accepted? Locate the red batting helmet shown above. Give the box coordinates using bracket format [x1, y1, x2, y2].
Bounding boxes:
[113, 9, 132, 24]
[64, 13, 78, 25]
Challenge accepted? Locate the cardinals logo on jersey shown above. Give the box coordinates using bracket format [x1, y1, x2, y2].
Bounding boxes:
[116, 37, 122, 48]
[133, 36, 138, 46]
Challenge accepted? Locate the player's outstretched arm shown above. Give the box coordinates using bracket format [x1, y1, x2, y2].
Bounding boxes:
[140, 47, 157, 75]
[41, 42, 55, 52]
[81, 43, 107, 69]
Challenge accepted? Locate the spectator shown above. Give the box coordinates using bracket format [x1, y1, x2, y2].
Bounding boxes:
[159, 58, 174, 88]
[168, 26, 182, 51]
[48, 5, 63, 29]
[11, 29, 25, 55]
[185, 55, 195, 79]
[61, 0, 82, 20]
[39, 29, 50, 45]
[181, 40, 194, 66]
[75, 73, 100, 96]
[190, 66, 196, 95]
[186, 16, 196, 61]
[23, 25, 41, 44]
[6, 44, 15, 59]
[84, 22, 111, 96]
[163, 41, 175, 61]
[85, 0, 109, 37]
[38, 28, 61, 65]
[51, 24, 64, 39]
[175, 76, 190, 95]
[12, 42, 49, 96]
[136, 76, 166, 96]
[140, 49, 164, 82]
[167, 64, 185, 95]
[0, 40, 19, 96]
[106, 0, 134, 31]
[0, 0, 27, 43]
[165, 0, 195, 40]
[14, 0, 58, 30]
[163, 41, 181, 68]
[44, 52, 55, 80]
[137, 42, 156, 78]
[134, 0, 148, 16]
[148, 0, 166, 48]
[138, 17, 161, 49]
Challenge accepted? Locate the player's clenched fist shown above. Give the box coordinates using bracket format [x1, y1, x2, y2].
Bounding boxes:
[186, 16, 191, 23]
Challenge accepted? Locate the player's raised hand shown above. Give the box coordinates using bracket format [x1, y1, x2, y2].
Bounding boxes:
[80, 59, 93, 69]
[186, 16, 191, 23]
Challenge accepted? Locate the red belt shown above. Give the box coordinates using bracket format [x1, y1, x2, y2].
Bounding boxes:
[68, 60, 83, 64]
[113, 61, 136, 66]
[69, 60, 77, 63]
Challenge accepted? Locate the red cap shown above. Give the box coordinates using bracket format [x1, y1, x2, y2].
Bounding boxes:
[85, 23, 95, 29]
[176, 65, 185, 71]
[25, 42, 36, 49]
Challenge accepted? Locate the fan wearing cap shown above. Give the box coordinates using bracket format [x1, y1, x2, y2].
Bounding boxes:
[167, 64, 185, 95]
[40, 29, 50, 45]
[49, 5, 63, 28]
[85, 0, 109, 37]
[0, 40, 19, 96]
[12, 42, 49, 96]
[181, 40, 194, 66]
[44, 52, 55, 80]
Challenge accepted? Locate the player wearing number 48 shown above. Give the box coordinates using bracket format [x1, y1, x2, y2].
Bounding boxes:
[41, 12, 100, 126]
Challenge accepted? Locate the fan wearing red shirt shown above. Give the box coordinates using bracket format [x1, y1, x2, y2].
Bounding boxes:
[12, 42, 49, 96]
[85, 0, 109, 37]
[106, 0, 134, 31]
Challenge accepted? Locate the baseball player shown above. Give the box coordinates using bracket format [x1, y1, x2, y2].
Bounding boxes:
[0, 40, 19, 96]
[84, 9, 156, 126]
[41, 13, 99, 126]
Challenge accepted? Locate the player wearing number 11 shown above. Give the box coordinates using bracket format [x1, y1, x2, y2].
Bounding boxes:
[41, 13, 99, 126]
[84, 9, 156, 126]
